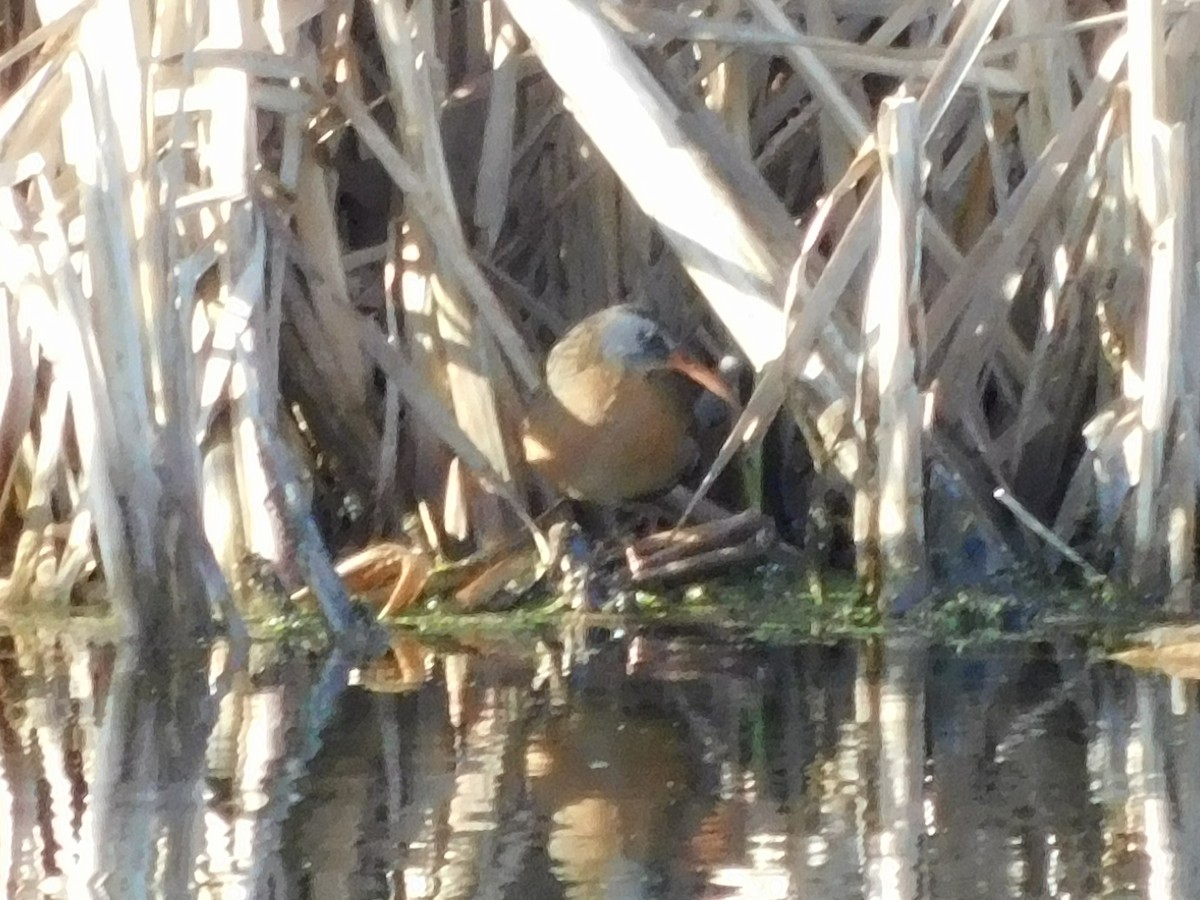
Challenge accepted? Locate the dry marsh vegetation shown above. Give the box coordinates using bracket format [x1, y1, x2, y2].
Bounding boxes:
[0, 0, 1190, 641]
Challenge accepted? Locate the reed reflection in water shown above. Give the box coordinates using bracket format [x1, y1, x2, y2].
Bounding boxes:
[1, 626, 1198, 899]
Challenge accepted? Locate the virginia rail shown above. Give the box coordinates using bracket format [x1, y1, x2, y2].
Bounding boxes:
[522, 305, 737, 504]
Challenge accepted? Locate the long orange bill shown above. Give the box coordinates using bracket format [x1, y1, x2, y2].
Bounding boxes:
[666, 351, 740, 410]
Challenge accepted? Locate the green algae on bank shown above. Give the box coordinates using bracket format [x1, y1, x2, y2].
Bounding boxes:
[0, 564, 1160, 655]
[383, 564, 1152, 650]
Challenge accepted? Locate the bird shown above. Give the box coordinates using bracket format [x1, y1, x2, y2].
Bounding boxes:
[522, 305, 738, 505]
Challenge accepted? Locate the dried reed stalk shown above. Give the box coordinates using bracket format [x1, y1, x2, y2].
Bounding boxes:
[857, 96, 926, 609]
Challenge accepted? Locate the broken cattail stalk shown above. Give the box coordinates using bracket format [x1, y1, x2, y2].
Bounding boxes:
[993, 487, 1104, 584]
[626, 510, 775, 582]
[1133, 123, 1187, 591]
[858, 95, 927, 611]
[627, 530, 777, 587]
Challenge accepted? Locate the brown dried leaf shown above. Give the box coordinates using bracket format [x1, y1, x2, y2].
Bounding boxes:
[1113, 627, 1200, 680]
[335, 541, 428, 594]
[354, 636, 429, 693]
[453, 519, 568, 611]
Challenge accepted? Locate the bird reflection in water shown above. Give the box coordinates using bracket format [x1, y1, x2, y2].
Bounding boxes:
[0, 629, 1198, 898]
[524, 658, 697, 899]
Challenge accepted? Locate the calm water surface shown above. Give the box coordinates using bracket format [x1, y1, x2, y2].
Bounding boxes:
[1, 624, 1197, 899]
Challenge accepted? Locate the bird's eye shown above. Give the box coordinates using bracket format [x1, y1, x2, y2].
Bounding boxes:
[640, 329, 669, 357]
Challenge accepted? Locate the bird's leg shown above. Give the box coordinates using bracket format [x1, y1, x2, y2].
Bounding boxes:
[558, 526, 602, 610]
[536, 507, 606, 611]
[569, 501, 623, 541]
[555, 502, 666, 610]
[621, 501, 672, 533]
